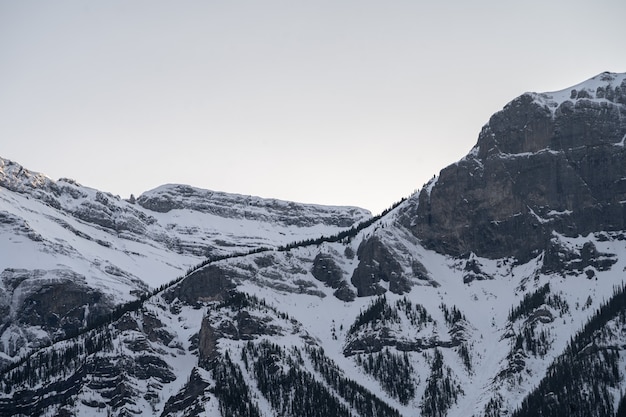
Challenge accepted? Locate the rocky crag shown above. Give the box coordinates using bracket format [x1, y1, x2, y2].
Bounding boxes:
[400, 72, 626, 263]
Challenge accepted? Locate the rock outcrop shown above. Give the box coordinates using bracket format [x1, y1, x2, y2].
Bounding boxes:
[137, 184, 370, 228]
[400, 72, 626, 262]
[351, 236, 411, 296]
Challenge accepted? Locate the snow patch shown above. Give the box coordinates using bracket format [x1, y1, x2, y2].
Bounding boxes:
[529, 72, 626, 116]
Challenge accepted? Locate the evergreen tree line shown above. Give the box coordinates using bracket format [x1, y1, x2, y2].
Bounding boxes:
[1, 194, 409, 392]
[457, 342, 472, 373]
[508, 283, 551, 322]
[440, 303, 465, 327]
[420, 349, 463, 417]
[211, 350, 262, 417]
[500, 283, 571, 383]
[348, 296, 434, 337]
[507, 283, 569, 323]
[512, 325, 552, 359]
[438, 303, 472, 371]
[355, 348, 416, 405]
[1, 326, 114, 393]
[212, 290, 292, 323]
[277, 197, 407, 252]
[512, 283, 626, 417]
[398, 297, 433, 329]
[240, 340, 352, 417]
[306, 345, 402, 417]
[348, 295, 400, 336]
[482, 394, 505, 417]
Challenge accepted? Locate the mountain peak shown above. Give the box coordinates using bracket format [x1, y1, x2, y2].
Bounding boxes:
[529, 71, 626, 113]
[470, 71, 626, 159]
[400, 71, 626, 261]
[0, 157, 51, 193]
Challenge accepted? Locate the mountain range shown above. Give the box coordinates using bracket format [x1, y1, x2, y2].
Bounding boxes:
[1, 71, 626, 417]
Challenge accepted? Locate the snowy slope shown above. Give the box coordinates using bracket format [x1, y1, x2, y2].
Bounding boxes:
[530, 71, 626, 114]
[1, 71, 626, 417]
[4, 204, 624, 417]
[0, 157, 370, 365]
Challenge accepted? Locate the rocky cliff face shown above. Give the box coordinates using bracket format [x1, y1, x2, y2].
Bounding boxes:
[399, 72, 626, 262]
[137, 184, 368, 228]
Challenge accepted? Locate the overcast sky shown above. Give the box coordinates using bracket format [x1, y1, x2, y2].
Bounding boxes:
[1, 1, 625, 214]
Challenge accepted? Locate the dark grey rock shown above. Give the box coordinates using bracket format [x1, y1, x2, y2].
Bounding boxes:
[541, 239, 617, 276]
[132, 355, 176, 383]
[343, 330, 460, 356]
[161, 368, 210, 417]
[163, 265, 237, 306]
[350, 237, 411, 297]
[399, 90, 626, 262]
[254, 255, 276, 268]
[216, 310, 281, 341]
[311, 253, 344, 288]
[333, 282, 357, 302]
[0, 268, 112, 353]
[462, 257, 494, 284]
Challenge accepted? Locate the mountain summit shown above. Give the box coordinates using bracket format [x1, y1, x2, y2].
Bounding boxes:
[400, 71, 626, 262]
[2, 72, 626, 417]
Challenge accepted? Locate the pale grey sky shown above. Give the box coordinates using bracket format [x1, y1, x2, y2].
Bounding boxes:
[1, 1, 625, 213]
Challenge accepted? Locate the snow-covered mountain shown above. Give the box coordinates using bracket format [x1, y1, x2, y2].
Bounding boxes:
[0, 161, 370, 367]
[2, 71, 626, 417]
